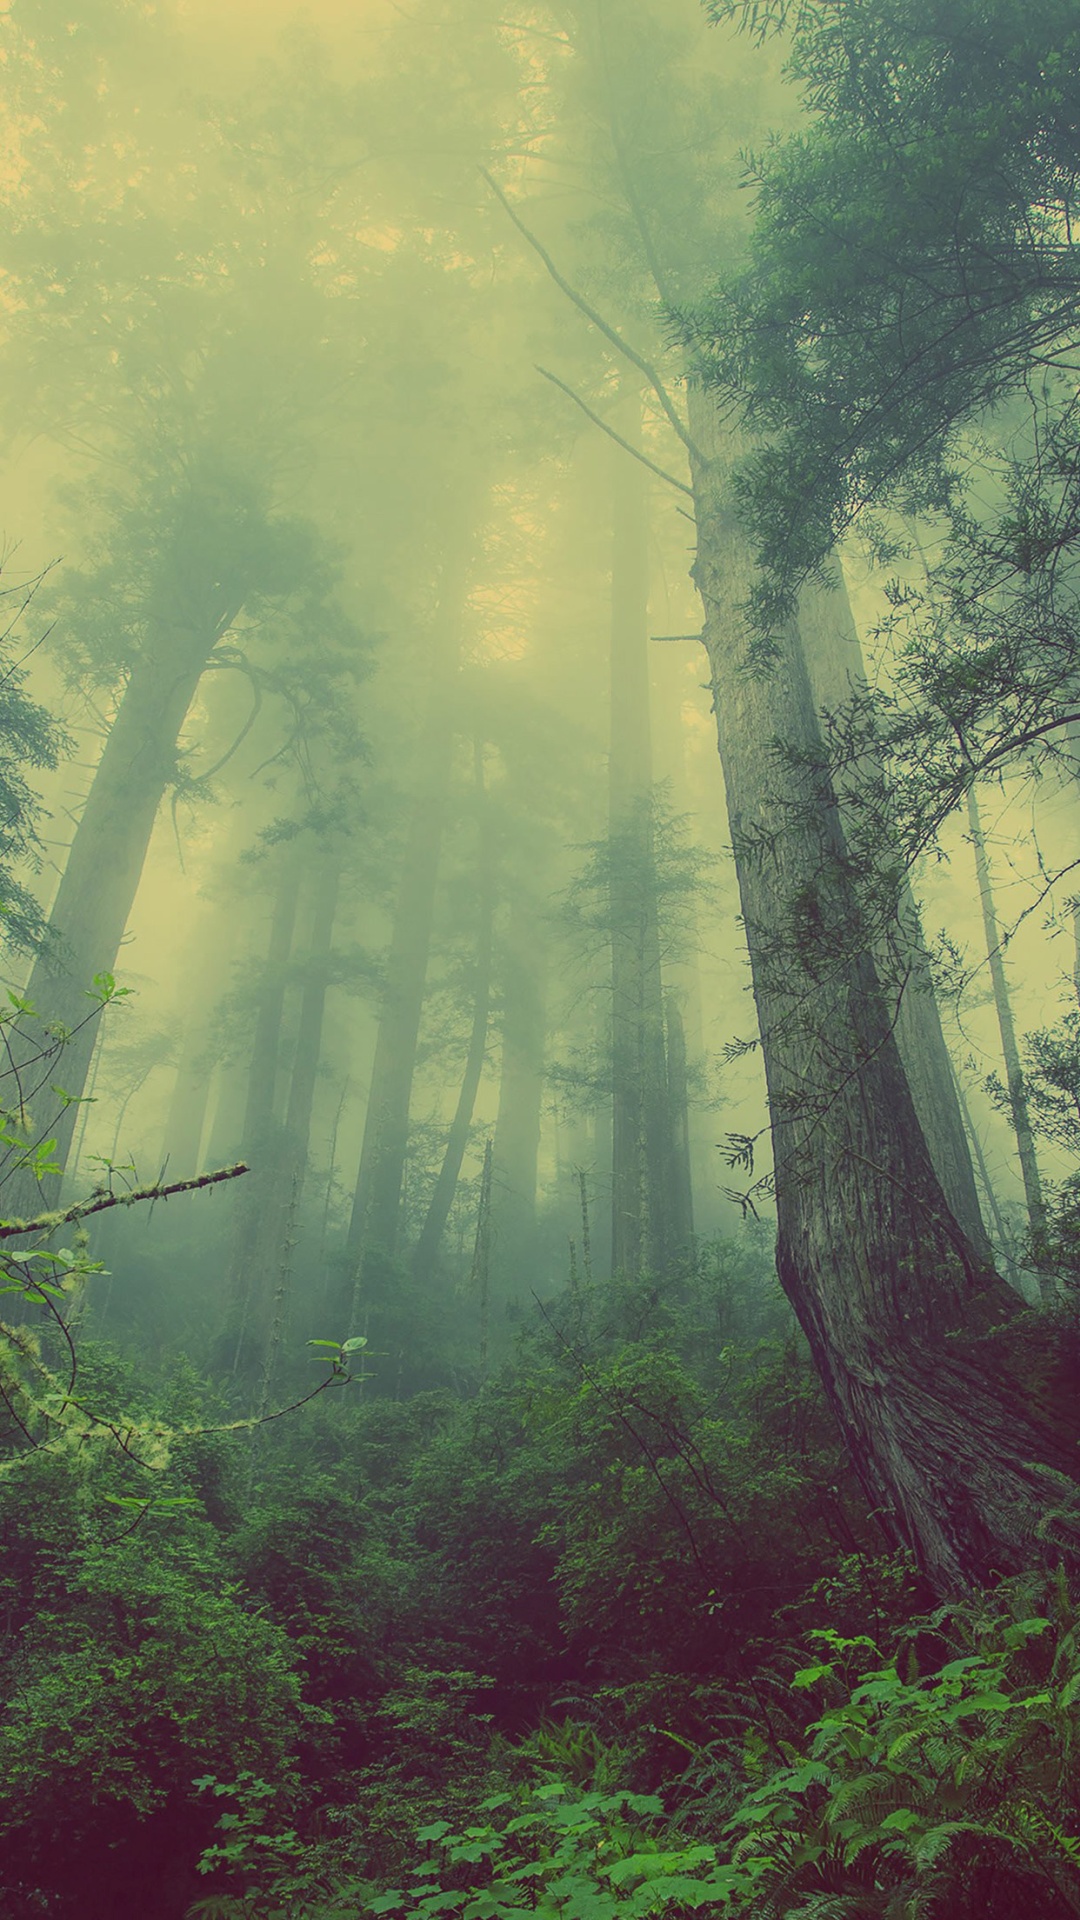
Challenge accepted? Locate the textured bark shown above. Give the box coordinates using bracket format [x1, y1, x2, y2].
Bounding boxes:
[689, 388, 1080, 1592]
[798, 573, 988, 1255]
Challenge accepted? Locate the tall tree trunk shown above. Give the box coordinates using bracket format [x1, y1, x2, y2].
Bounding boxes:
[346, 536, 475, 1269]
[161, 920, 239, 1178]
[11, 622, 219, 1212]
[688, 390, 1080, 1592]
[282, 854, 342, 1196]
[346, 707, 455, 1265]
[161, 1024, 214, 1180]
[966, 784, 1049, 1282]
[608, 411, 671, 1279]
[491, 892, 547, 1293]
[665, 994, 694, 1250]
[227, 839, 304, 1373]
[798, 574, 988, 1254]
[411, 746, 496, 1279]
[949, 1056, 1022, 1286]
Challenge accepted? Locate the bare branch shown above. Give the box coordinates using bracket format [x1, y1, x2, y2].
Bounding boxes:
[480, 167, 706, 466]
[536, 365, 694, 495]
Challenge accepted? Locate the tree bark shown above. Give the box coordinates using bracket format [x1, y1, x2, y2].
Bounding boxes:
[688, 388, 1080, 1592]
[798, 573, 988, 1255]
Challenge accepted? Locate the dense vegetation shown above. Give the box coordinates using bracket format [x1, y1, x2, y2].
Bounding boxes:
[0, 0, 1078, 1914]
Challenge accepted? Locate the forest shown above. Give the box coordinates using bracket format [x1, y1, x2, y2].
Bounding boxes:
[0, 0, 1079, 1914]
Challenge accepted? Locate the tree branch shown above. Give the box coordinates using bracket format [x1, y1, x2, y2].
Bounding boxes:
[0, 1161, 249, 1239]
[480, 167, 706, 465]
[536, 365, 694, 494]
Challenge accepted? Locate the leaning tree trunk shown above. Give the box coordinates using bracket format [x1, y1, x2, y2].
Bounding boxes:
[9, 619, 221, 1215]
[688, 389, 1080, 1593]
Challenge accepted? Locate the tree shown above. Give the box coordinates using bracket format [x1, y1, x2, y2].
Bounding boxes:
[0, 570, 68, 958]
[694, 0, 1080, 639]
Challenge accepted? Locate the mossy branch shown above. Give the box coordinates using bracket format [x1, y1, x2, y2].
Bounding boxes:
[0, 1161, 249, 1240]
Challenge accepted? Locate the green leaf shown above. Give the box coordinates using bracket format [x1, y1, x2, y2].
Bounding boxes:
[416, 1821, 452, 1844]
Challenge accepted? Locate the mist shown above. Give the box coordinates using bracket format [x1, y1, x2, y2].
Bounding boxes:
[0, 1, 1078, 1914]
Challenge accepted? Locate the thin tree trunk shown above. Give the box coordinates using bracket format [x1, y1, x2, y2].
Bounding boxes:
[346, 533, 476, 1267]
[240, 842, 305, 1156]
[966, 783, 1050, 1288]
[470, 1137, 493, 1375]
[411, 746, 496, 1279]
[282, 855, 342, 1192]
[689, 388, 1080, 1593]
[949, 1057, 1022, 1287]
[228, 839, 304, 1373]
[161, 1026, 214, 1180]
[665, 994, 694, 1250]
[491, 893, 547, 1291]
[347, 708, 455, 1265]
[161, 919, 240, 1177]
[608, 407, 671, 1279]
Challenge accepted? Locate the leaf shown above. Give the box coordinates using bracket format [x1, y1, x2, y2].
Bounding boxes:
[793, 1663, 833, 1689]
